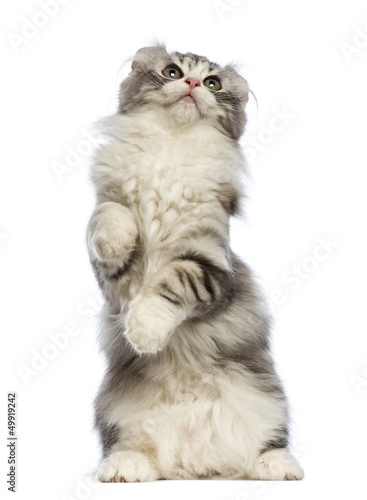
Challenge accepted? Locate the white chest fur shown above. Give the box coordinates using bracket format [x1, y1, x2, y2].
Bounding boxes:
[93, 113, 244, 250]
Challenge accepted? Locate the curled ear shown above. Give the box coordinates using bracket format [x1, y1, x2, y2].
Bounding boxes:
[131, 45, 168, 71]
[239, 77, 249, 106]
[224, 65, 249, 107]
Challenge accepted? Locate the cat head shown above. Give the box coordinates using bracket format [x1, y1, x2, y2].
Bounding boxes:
[118, 45, 249, 141]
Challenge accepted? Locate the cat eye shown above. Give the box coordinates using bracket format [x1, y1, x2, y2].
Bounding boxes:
[204, 77, 222, 91]
[162, 66, 183, 80]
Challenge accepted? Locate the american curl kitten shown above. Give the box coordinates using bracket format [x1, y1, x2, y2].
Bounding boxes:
[87, 44, 304, 482]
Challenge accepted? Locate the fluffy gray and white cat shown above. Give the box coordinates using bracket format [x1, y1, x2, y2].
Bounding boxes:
[87, 44, 304, 482]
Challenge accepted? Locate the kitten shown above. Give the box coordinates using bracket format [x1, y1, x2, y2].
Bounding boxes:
[87, 44, 304, 481]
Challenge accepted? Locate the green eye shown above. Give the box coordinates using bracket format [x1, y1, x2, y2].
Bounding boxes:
[162, 66, 183, 79]
[204, 77, 222, 91]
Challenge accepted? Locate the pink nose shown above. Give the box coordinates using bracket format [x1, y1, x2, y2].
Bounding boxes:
[185, 77, 201, 90]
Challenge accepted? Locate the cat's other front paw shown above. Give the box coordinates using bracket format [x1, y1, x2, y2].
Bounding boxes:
[90, 203, 138, 261]
[125, 296, 178, 353]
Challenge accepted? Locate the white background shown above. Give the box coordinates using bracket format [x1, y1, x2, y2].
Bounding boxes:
[1, 0, 367, 499]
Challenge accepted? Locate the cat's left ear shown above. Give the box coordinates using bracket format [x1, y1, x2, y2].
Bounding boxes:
[238, 76, 249, 107]
[131, 45, 168, 72]
[224, 65, 249, 107]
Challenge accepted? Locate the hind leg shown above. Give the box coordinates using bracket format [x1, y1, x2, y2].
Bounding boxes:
[249, 448, 304, 480]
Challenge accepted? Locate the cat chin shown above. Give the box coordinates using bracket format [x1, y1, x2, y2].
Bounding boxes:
[168, 99, 203, 126]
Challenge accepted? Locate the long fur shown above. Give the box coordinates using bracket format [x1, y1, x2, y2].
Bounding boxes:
[87, 44, 304, 481]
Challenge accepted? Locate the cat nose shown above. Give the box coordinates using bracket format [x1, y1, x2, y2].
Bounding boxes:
[185, 77, 201, 90]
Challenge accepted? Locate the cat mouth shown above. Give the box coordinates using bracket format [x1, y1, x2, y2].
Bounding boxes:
[181, 94, 196, 104]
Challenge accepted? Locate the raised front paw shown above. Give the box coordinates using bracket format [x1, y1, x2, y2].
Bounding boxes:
[125, 296, 178, 353]
[90, 203, 138, 261]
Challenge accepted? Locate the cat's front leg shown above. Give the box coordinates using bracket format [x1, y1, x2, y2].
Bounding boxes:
[87, 202, 138, 263]
[125, 253, 233, 353]
[125, 290, 186, 354]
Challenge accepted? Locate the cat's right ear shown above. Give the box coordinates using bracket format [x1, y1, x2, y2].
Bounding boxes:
[131, 47, 151, 71]
[131, 45, 168, 72]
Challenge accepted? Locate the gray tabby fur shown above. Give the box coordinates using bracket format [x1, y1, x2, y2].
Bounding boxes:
[87, 44, 304, 481]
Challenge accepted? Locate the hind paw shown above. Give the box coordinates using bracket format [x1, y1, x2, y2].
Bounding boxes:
[250, 448, 304, 481]
[97, 451, 160, 483]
